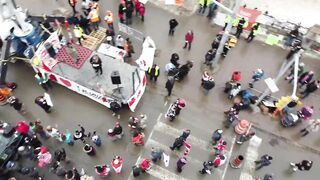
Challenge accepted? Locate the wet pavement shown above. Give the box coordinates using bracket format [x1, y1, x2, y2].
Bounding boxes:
[2, 0, 320, 179]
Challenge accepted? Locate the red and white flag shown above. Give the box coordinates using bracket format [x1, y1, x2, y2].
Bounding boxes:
[183, 142, 191, 157]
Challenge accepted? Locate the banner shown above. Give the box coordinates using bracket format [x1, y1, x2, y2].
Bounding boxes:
[136, 36, 156, 71]
[127, 71, 147, 112]
[97, 43, 126, 60]
[238, 7, 261, 30]
[37, 68, 115, 108]
[33, 31, 61, 70]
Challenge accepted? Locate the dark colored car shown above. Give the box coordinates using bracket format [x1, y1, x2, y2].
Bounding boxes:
[0, 128, 24, 171]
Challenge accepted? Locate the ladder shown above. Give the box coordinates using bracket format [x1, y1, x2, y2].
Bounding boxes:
[82, 27, 106, 50]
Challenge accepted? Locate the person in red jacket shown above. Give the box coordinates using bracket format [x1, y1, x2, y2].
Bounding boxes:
[183, 30, 194, 50]
[139, 4, 145, 22]
[68, 0, 77, 15]
[135, 0, 141, 15]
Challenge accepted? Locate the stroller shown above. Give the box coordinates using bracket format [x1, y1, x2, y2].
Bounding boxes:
[281, 111, 301, 127]
[229, 83, 241, 99]
[165, 99, 186, 121]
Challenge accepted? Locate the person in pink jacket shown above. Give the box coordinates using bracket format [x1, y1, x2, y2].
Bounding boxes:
[183, 30, 194, 50]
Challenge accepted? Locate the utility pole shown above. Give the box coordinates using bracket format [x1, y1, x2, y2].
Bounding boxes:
[252, 49, 303, 111]
[212, 0, 243, 68]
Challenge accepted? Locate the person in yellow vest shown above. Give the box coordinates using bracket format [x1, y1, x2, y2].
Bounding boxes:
[247, 23, 261, 42]
[73, 25, 85, 45]
[124, 38, 135, 58]
[147, 64, 160, 82]
[223, 15, 240, 30]
[199, 0, 212, 16]
[87, 8, 100, 31]
[235, 17, 248, 38]
[104, 10, 114, 30]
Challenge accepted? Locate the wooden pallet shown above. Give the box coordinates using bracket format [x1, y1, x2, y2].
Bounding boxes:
[82, 27, 106, 50]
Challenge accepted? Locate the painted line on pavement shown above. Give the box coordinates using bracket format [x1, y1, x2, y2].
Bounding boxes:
[128, 113, 163, 180]
[129, 155, 189, 180]
[239, 136, 262, 180]
[221, 135, 237, 180]
[164, 101, 168, 106]
[146, 138, 223, 177]
[153, 121, 211, 152]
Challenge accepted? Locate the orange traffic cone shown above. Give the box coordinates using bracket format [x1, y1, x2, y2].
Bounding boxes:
[175, 0, 183, 6]
[234, 120, 249, 135]
[229, 155, 244, 168]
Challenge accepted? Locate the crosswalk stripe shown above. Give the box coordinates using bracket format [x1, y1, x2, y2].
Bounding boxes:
[221, 135, 236, 180]
[146, 138, 223, 177]
[129, 155, 189, 180]
[239, 136, 262, 180]
[154, 121, 211, 152]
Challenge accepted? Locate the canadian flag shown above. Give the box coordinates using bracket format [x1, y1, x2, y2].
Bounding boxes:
[183, 142, 191, 157]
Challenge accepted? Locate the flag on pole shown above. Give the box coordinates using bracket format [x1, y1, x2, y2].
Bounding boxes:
[183, 142, 191, 157]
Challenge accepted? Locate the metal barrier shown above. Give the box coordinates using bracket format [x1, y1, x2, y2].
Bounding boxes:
[118, 23, 145, 42]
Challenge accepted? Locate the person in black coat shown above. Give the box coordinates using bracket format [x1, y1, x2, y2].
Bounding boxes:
[169, 19, 179, 36]
[301, 80, 320, 99]
[170, 53, 180, 67]
[79, 15, 91, 35]
[169, 136, 184, 150]
[90, 55, 103, 75]
[165, 76, 175, 96]
[35, 96, 52, 113]
[125, 0, 134, 25]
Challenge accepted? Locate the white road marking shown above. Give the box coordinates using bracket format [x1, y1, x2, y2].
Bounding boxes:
[153, 121, 211, 152]
[128, 113, 163, 180]
[221, 135, 237, 180]
[128, 155, 189, 180]
[164, 101, 168, 106]
[239, 136, 262, 180]
[146, 138, 223, 177]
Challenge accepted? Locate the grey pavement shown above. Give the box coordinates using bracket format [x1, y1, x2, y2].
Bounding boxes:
[2, 0, 320, 179]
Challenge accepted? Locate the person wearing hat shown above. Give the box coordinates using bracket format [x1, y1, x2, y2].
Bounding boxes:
[83, 144, 95, 156]
[211, 129, 223, 145]
[249, 68, 264, 88]
[176, 156, 187, 173]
